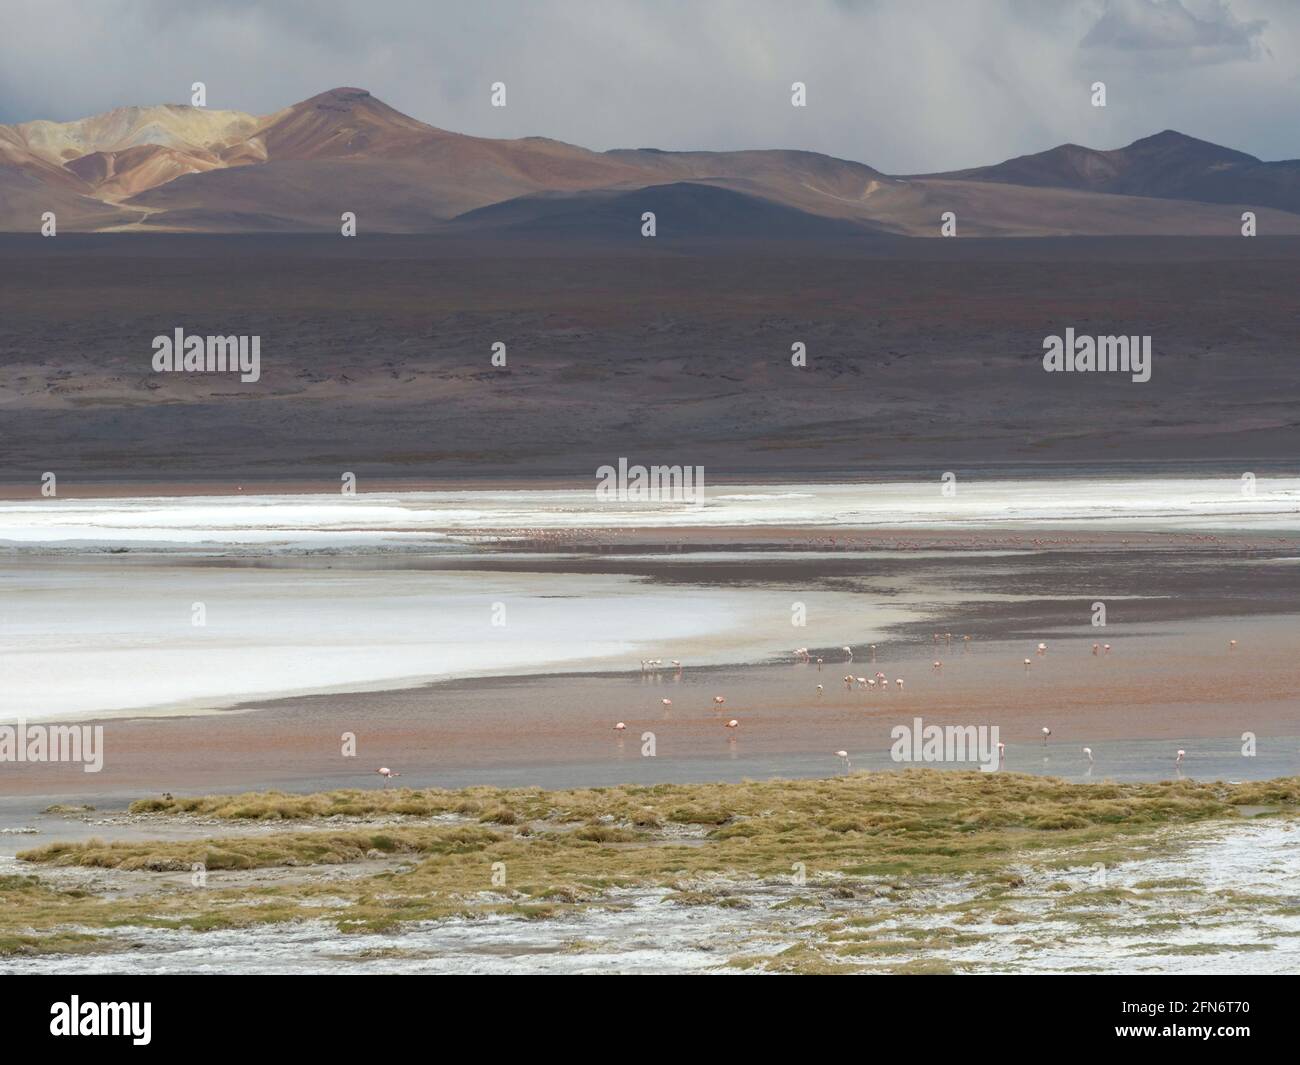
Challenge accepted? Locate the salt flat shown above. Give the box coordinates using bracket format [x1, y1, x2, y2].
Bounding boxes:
[1, 477, 1298, 550]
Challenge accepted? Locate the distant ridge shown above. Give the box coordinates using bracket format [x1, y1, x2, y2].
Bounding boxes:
[923, 129, 1300, 215]
[3, 88, 1300, 236]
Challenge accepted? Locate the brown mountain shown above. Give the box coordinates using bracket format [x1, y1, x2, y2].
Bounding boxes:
[926, 130, 1300, 215]
[123, 88, 657, 229]
[3, 88, 1300, 236]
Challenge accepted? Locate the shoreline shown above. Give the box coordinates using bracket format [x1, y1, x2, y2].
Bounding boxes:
[4, 459, 1300, 501]
[4, 613, 1298, 806]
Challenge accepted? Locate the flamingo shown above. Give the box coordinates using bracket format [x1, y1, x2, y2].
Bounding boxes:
[713, 695, 726, 707]
[614, 721, 627, 731]
[725, 719, 739, 729]
[816, 657, 823, 671]
[842, 646, 853, 662]
[895, 678, 904, 690]
[1083, 746, 1094, 764]
[997, 741, 1006, 762]
[1023, 658, 1032, 670]
[1092, 643, 1099, 656]
[1229, 640, 1237, 650]
[842, 675, 853, 690]
[1175, 748, 1185, 766]
[1103, 644, 1111, 654]
[1036, 642, 1047, 655]
[661, 698, 672, 708]
[376, 767, 401, 785]
[816, 684, 824, 694]
[932, 660, 942, 671]
[835, 750, 851, 772]
[856, 676, 867, 688]
[1040, 727, 1052, 746]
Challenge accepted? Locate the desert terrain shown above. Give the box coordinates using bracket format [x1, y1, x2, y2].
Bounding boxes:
[2, 234, 1299, 485]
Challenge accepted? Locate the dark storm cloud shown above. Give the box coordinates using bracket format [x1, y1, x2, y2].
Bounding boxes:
[0, 0, 1295, 171]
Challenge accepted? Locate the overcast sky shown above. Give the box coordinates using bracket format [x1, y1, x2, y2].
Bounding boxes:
[1, 0, 1296, 172]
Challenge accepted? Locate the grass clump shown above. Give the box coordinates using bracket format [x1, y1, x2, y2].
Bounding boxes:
[7, 769, 1298, 963]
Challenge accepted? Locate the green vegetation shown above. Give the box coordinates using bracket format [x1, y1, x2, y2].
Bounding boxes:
[4, 770, 1298, 970]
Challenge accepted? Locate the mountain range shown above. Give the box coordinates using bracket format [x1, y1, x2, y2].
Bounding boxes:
[3, 86, 1300, 238]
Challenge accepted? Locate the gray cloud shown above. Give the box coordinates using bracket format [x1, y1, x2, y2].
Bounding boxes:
[1082, 0, 1268, 64]
[0, 0, 1295, 172]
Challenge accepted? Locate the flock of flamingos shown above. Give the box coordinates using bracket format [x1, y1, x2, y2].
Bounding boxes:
[373, 633, 1241, 784]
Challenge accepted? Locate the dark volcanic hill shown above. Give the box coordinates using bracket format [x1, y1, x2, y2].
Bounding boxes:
[450, 181, 881, 241]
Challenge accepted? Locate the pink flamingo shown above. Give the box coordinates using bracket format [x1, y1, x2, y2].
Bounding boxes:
[614, 721, 627, 731]
[1175, 749, 1185, 766]
[713, 695, 726, 708]
[895, 678, 904, 690]
[1023, 658, 1032, 670]
[376, 767, 401, 785]
[661, 698, 672, 708]
[1083, 746, 1094, 764]
[725, 719, 739, 729]
[1040, 727, 1051, 746]
[835, 750, 851, 772]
